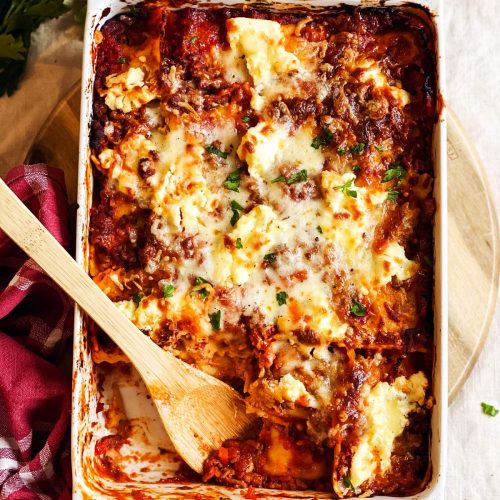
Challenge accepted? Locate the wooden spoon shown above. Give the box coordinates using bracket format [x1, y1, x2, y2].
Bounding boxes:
[0, 178, 257, 473]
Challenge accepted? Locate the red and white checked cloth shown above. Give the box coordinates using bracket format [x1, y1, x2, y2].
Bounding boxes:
[0, 165, 73, 499]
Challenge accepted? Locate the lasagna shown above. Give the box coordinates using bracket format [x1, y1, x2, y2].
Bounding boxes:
[89, 2, 437, 497]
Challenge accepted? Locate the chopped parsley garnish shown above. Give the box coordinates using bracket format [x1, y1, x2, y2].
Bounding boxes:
[349, 142, 366, 155]
[316, 225, 323, 234]
[383, 164, 406, 200]
[350, 299, 366, 317]
[205, 143, 228, 159]
[343, 475, 355, 491]
[271, 169, 308, 185]
[276, 291, 288, 306]
[117, 56, 127, 64]
[311, 128, 333, 149]
[190, 36, 198, 43]
[209, 310, 221, 331]
[333, 178, 357, 198]
[382, 164, 407, 183]
[223, 168, 242, 192]
[387, 188, 399, 201]
[132, 292, 143, 306]
[423, 255, 432, 266]
[375, 144, 384, 152]
[481, 402, 499, 417]
[229, 200, 244, 226]
[352, 165, 361, 174]
[242, 115, 251, 123]
[263, 253, 277, 264]
[162, 284, 175, 298]
[337, 146, 347, 156]
[195, 276, 210, 286]
[287, 169, 308, 185]
[235, 237, 243, 249]
[271, 175, 286, 184]
[194, 277, 211, 300]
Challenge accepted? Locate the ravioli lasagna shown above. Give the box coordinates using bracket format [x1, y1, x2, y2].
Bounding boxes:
[89, 2, 437, 497]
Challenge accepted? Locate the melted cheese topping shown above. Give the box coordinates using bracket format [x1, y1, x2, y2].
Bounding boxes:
[94, 16, 431, 472]
[350, 372, 428, 488]
[357, 59, 411, 107]
[227, 17, 300, 110]
[100, 67, 157, 113]
[321, 171, 418, 293]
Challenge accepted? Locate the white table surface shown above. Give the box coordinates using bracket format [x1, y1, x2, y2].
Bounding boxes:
[0, 3, 498, 499]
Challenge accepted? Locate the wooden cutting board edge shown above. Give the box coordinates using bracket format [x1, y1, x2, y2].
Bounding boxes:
[23, 84, 500, 406]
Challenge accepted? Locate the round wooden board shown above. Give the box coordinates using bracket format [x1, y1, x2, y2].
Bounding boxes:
[25, 84, 500, 405]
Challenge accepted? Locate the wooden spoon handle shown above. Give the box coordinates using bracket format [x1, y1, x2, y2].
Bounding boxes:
[0, 178, 191, 390]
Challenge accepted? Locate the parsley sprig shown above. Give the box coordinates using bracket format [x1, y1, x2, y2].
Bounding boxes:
[333, 178, 357, 198]
[205, 143, 228, 159]
[162, 284, 175, 298]
[382, 163, 407, 201]
[223, 168, 242, 192]
[311, 128, 333, 149]
[229, 200, 244, 226]
[481, 402, 499, 417]
[350, 299, 366, 317]
[209, 310, 221, 331]
[194, 276, 211, 300]
[343, 475, 355, 491]
[0, 0, 69, 97]
[272, 169, 308, 185]
[276, 291, 288, 306]
[349, 142, 366, 155]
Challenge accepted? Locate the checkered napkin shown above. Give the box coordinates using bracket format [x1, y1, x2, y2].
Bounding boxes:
[0, 165, 73, 499]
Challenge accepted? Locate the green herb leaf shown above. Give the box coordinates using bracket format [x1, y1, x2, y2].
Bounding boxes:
[423, 255, 432, 266]
[190, 36, 198, 43]
[263, 253, 277, 264]
[337, 146, 346, 156]
[352, 165, 361, 174]
[343, 475, 355, 491]
[387, 188, 399, 201]
[311, 128, 333, 149]
[0, 0, 69, 97]
[271, 175, 286, 184]
[481, 402, 499, 417]
[162, 284, 175, 298]
[382, 164, 407, 183]
[230, 200, 244, 226]
[223, 168, 242, 192]
[375, 145, 384, 152]
[286, 169, 308, 185]
[350, 299, 366, 317]
[205, 144, 228, 159]
[117, 56, 127, 64]
[0, 34, 26, 60]
[235, 237, 243, 249]
[209, 310, 221, 331]
[276, 291, 288, 306]
[133, 292, 144, 306]
[333, 178, 357, 198]
[316, 225, 323, 234]
[349, 143, 366, 155]
[73, 2, 86, 25]
[194, 277, 211, 299]
[242, 115, 251, 123]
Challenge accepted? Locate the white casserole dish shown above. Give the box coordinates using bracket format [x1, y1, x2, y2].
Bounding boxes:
[73, 0, 447, 497]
